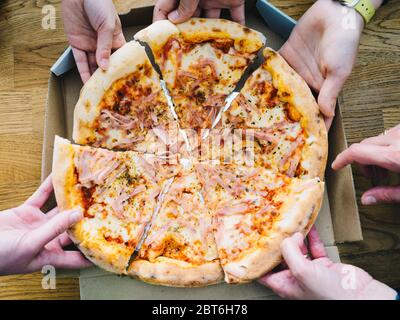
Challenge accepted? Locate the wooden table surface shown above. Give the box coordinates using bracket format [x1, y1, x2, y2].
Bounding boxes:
[0, 0, 398, 299]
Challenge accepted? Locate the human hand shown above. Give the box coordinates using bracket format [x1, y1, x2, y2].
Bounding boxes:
[0, 175, 92, 275]
[258, 227, 397, 299]
[332, 124, 400, 205]
[62, 0, 126, 83]
[279, 0, 365, 129]
[153, 0, 245, 25]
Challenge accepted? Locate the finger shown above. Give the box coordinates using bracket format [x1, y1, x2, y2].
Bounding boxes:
[362, 134, 392, 146]
[25, 175, 53, 208]
[279, 42, 324, 92]
[318, 75, 346, 118]
[258, 270, 303, 299]
[45, 232, 72, 250]
[88, 52, 98, 75]
[56, 232, 73, 248]
[281, 233, 312, 281]
[72, 47, 91, 83]
[168, 0, 200, 23]
[37, 250, 92, 270]
[324, 116, 333, 131]
[307, 226, 327, 259]
[361, 185, 400, 205]
[192, 7, 202, 18]
[230, 4, 246, 25]
[45, 207, 59, 219]
[96, 19, 115, 70]
[26, 209, 83, 251]
[313, 257, 334, 268]
[153, 0, 178, 22]
[112, 30, 126, 50]
[332, 144, 398, 172]
[112, 16, 126, 49]
[204, 8, 221, 19]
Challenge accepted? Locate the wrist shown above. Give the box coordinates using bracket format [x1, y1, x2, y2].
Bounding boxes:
[356, 279, 398, 300]
[322, 0, 365, 32]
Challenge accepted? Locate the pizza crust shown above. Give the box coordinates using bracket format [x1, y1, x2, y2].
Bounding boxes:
[68, 225, 133, 275]
[128, 257, 223, 287]
[52, 136, 134, 275]
[52, 136, 81, 211]
[134, 20, 180, 50]
[222, 178, 324, 283]
[134, 18, 266, 54]
[262, 48, 328, 179]
[72, 41, 150, 144]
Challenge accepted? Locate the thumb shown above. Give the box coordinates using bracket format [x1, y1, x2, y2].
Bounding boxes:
[168, 0, 200, 23]
[26, 209, 83, 252]
[318, 73, 347, 118]
[361, 185, 400, 205]
[96, 18, 115, 70]
[281, 233, 312, 282]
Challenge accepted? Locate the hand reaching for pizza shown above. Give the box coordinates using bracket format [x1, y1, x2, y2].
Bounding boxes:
[153, 0, 245, 25]
[279, 0, 366, 129]
[258, 227, 397, 299]
[62, 0, 126, 83]
[332, 124, 400, 205]
[0, 175, 92, 275]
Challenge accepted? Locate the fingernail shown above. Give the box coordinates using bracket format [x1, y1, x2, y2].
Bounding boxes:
[100, 59, 109, 70]
[168, 11, 179, 21]
[362, 196, 376, 205]
[70, 210, 83, 223]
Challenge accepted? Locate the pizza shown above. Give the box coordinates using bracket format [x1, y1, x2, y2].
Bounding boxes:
[52, 18, 328, 287]
[72, 41, 181, 158]
[220, 48, 327, 179]
[52, 136, 180, 274]
[195, 162, 323, 283]
[128, 169, 224, 287]
[135, 18, 266, 129]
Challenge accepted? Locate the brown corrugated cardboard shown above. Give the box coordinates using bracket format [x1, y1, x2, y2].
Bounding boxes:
[41, 0, 361, 298]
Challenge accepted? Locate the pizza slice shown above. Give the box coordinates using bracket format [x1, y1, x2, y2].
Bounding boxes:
[52, 136, 180, 274]
[221, 48, 328, 179]
[195, 162, 324, 283]
[128, 168, 223, 287]
[73, 40, 179, 157]
[135, 18, 266, 129]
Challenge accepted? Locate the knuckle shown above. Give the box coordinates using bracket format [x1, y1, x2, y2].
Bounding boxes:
[100, 19, 114, 33]
[381, 189, 394, 202]
[348, 143, 361, 153]
[291, 264, 309, 280]
[54, 219, 68, 236]
[179, 1, 196, 14]
[386, 149, 400, 165]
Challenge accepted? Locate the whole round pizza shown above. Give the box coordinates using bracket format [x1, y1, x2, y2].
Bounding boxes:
[52, 18, 327, 287]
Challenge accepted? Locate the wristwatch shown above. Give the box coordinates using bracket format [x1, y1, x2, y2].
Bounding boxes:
[337, 0, 376, 24]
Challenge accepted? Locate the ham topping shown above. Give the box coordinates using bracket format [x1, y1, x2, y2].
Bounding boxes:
[279, 135, 305, 167]
[99, 109, 138, 130]
[236, 94, 261, 116]
[76, 150, 120, 187]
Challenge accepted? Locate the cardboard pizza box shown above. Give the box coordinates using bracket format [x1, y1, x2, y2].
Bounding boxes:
[41, 0, 362, 299]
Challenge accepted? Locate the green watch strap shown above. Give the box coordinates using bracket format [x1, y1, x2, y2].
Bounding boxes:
[353, 0, 376, 24]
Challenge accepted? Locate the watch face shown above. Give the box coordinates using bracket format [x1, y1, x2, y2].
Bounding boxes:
[339, 0, 359, 7]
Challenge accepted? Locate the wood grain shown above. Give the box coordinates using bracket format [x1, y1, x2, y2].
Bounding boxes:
[0, 0, 399, 299]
